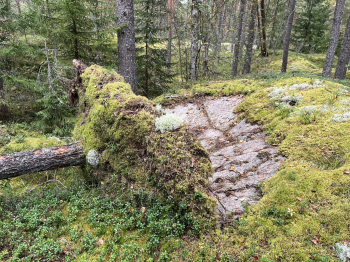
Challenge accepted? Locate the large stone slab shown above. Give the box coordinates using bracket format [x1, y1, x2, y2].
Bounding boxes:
[169, 96, 285, 222]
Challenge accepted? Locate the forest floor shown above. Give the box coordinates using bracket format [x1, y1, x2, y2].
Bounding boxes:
[2, 59, 350, 261]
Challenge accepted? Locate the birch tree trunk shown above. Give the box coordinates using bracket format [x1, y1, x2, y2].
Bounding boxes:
[322, 0, 345, 78]
[190, 0, 201, 80]
[243, 0, 257, 74]
[116, 0, 138, 94]
[334, 15, 350, 80]
[281, 0, 296, 73]
[231, 0, 246, 77]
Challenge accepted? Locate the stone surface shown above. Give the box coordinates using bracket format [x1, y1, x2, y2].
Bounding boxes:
[169, 96, 285, 223]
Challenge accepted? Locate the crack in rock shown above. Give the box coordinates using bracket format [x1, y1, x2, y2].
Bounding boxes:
[170, 96, 285, 223]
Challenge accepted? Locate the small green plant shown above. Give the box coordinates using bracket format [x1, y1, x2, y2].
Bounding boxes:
[278, 104, 294, 119]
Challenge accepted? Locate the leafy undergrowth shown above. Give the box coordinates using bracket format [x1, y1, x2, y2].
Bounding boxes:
[0, 174, 203, 261]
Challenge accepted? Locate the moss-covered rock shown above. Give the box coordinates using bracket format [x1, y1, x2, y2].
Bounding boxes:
[74, 65, 217, 224]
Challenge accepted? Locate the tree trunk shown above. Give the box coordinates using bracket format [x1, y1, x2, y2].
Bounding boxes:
[256, 2, 263, 54]
[15, 0, 21, 14]
[117, 0, 138, 94]
[231, 0, 246, 77]
[166, 0, 174, 72]
[0, 75, 3, 95]
[72, 18, 79, 59]
[268, 0, 280, 49]
[190, 0, 201, 80]
[231, 1, 239, 53]
[260, 0, 268, 56]
[0, 143, 85, 180]
[334, 15, 350, 80]
[214, 0, 225, 65]
[322, 0, 345, 78]
[243, 0, 257, 74]
[281, 0, 296, 73]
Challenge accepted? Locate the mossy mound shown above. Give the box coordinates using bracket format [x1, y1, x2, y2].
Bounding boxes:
[162, 76, 350, 261]
[74, 65, 216, 225]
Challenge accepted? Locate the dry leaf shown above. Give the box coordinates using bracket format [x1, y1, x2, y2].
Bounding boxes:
[63, 250, 70, 255]
[229, 166, 235, 171]
[344, 170, 350, 175]
[191, 157, 194, 167]
[296, 197, 302, 201]
[97, 239, 104, 246]
[129, 207, 133, 212]
[310, 236, 319, 245]
[101, 181, 104, 185]
[141, 207, 146, 213]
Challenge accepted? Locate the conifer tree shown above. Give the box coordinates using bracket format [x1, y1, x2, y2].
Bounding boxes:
[292, 0, 331, 53]
[135, 0, 172, 97]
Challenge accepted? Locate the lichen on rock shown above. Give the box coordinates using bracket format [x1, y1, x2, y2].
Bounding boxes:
[73, 65, 216, 225]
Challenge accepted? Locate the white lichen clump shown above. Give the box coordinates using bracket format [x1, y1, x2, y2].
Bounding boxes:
[155, 113, 184, 133]
[156, 104, 162, 113]
[336, 242, 350, 262]
[268, 87, 302, 105]
[330, 112, 350, 123]
[87, 149, 100, 167]
[341, 99, 350, 106]
[289, 83, 313, 90]
[337, 88, 350, 96]
[288, 81, 324, 91]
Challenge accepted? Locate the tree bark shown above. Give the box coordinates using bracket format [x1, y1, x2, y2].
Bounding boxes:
[260, 0, 268, 56]
[268, 0, 280, 49]
[281, 0, 296, 73]
[230, 1, 239, 53]
[334, 15, 350, 80]
[243, 0, 257, 74]
[167, 0, 174, 71]
[322, 0, 345, 78]
[116, 0, 138, 94]
[231, 0, 246, 77]
[214, 0, 225, 65]
[15, 0, 21, 14]
[0, 143, 85, 180]
[190, 0, 201, 80]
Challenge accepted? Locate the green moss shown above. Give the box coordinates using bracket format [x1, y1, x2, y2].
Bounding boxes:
[74, 65, 217, 225]
[0, 136, 65, 154]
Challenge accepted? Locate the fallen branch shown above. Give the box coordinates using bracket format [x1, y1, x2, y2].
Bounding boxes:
[0, 143, 85, 180]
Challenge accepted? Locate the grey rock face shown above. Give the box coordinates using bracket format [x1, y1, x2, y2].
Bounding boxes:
[170, 96, 285, 222]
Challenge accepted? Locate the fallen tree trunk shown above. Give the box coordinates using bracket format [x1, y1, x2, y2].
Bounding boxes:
[0, 143, 85, 180]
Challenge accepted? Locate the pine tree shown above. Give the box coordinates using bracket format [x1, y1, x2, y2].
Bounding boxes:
[292, 0, 331, 53]
[135, 0, 172, 97]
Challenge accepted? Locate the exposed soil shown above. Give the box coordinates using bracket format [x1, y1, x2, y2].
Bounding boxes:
[169, 96, 285, 224]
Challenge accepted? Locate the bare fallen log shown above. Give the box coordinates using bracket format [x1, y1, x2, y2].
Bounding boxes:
[0, 143, 85, 180]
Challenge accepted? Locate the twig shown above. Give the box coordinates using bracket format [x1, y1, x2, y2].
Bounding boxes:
[208, 186, 227, 211]
[27, 172, 67, 192]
